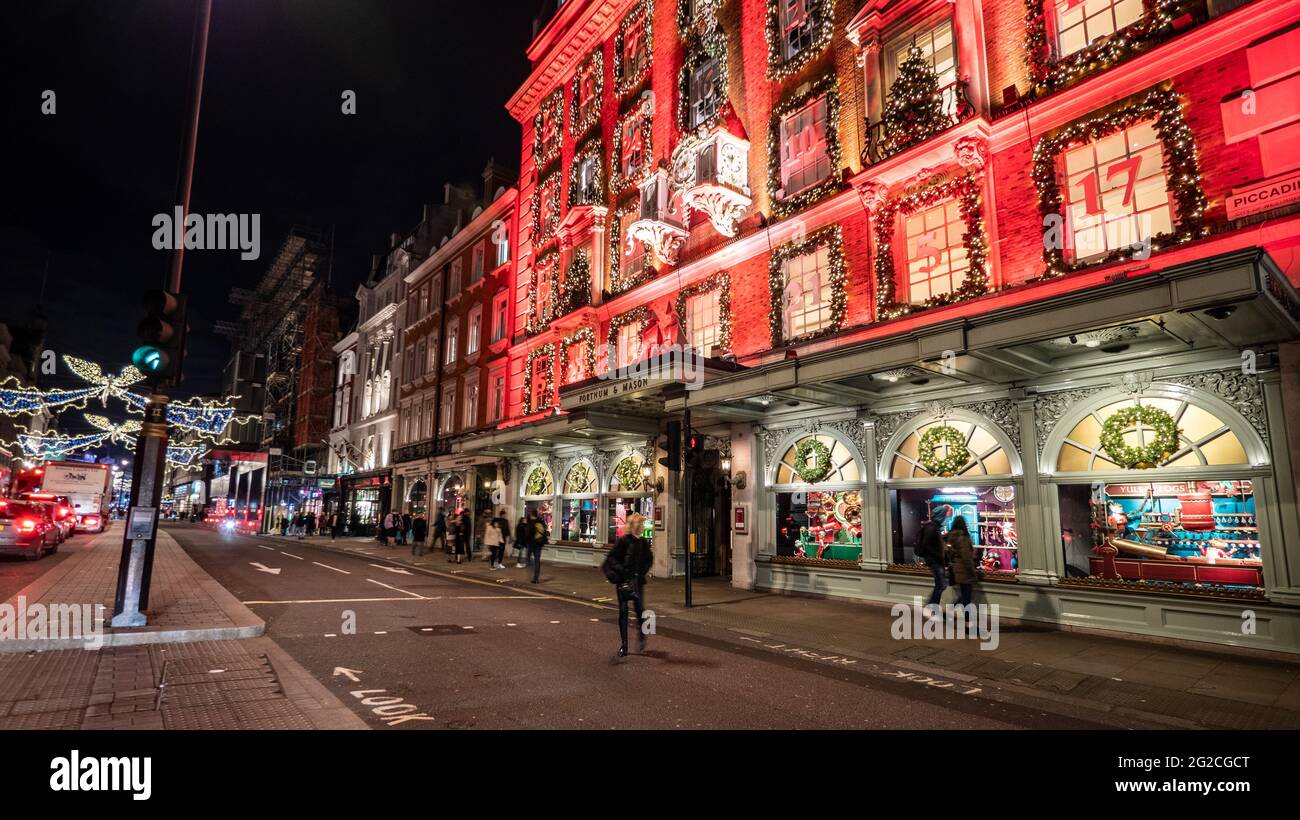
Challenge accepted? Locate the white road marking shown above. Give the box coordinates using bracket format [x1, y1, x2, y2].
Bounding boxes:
[506, 623, 517, 627]
[324, 633, 337, 637]
[249, 562, 281, 575]
[549, 620, 560, 624]
[333, 667, 363, 682]
[257, 545, 277, 552]
[366, 578, 426, 599]
[368, 563, 414, 575]
[374, 631, 388, 635]
[243, 597, 419, 605]
[312, 561, 351, 574]
[461, 626, 474, 630]
[280, 551, 304, 560]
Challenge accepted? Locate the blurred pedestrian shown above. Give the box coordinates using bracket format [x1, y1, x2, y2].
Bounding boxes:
[401, 511, 413, 547]
[603, 512, 652, 658]
[916, 511, 947, 611]
[485, 508, 508, 569]
[411, 512, 428, 557]
[944, 516, 978, 614]
[432, 510, 447, 554]
[513, 515, 531, 568]
[329, 510, 343, 540]
[448, 510, 462, 564]
[528, 510, 548, 583]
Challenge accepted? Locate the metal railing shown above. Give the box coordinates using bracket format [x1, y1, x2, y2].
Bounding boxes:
[863, 79, 976, 166]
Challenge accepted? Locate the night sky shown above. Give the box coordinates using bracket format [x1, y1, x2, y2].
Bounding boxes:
[2, 0, 537, 415]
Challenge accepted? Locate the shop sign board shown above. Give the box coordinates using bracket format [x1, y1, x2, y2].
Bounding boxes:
[1104, 480, 1253, 497]
[1226, 170, 1300, 220]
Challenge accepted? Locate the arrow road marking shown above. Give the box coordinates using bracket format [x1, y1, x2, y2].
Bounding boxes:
[368, 563, 413, 575]
[333, 667, 363, 682]
[249, 562, 281, 575]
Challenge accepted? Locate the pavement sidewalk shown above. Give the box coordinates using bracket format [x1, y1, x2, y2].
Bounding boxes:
[269, 530, 1300, 730]
[0, 524, 367, 730]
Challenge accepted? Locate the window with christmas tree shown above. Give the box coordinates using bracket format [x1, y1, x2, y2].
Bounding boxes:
[886, 19, 959, 118]
[881, 44, 951, 158]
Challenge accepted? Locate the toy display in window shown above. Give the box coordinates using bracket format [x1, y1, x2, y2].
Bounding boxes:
[786, 491, 863, 561]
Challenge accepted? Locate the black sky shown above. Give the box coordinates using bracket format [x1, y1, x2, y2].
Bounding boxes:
[2, 0, 536, 407]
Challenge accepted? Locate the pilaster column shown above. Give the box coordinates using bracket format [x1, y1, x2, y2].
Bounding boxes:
[1014, 394, 1055, 586]
[860, 420, 888, 571]
[952, 0, 991, 115]
[1261, 370, 1300, 604]
[590, 207, 608, 306]
[729, 423, 757, 589]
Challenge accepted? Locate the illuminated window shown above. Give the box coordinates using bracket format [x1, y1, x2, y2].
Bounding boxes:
[440, 387, 456, 435]
[890, 420, 1011, 479]
[887, 19, 958, 118]
[449, 259, 463, 297]
[533, 264, 554, 327]
[1055, 0, 1143, 58]
[471, 244, 485, 283]
[779, 95, 831, 197]
[467, 306, 481, 356]
[1056, 398, 1248, 472]
[689, 57, 721, 130]
[463, 381, 478, 429]
[622, 12, 649, 83]
[491, 290, 509, 343]
[780, 0, 815, 61]
[495, 224, 510, 267]
[490, 373, 505, 421]
[780, 246, 833, 339]
[564, 341, 587, 384]
[904, 199, 970, 304]
[620, 115, 648, 182]
[1061, 120, 1172, 262]
[426, 332, 438, 372]
[445, 322, 459, 365]
[575, 56, 601, 128]
[617, 322, 641, 368]
[537, 175, 562, 241]
[776, 435, 861, 484]
[686, 289, 721, 353]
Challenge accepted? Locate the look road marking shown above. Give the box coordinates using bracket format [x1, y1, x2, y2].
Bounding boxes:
[334, 667, 435, 726]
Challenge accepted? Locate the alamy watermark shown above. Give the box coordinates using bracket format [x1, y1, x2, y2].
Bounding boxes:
[151, 207, 260, 260]
[596, 342, 706, 391]
[891, 597, 1000, 651]
[0, 597, 105, 650]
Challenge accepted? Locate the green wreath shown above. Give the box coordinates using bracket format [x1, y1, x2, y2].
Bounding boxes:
[1100, 405, 1181, 469]
[525, 467, 550, 496]
[614, 457, 643, 492]
[918, 425, 971, 477]
[793, 438, 833, 483]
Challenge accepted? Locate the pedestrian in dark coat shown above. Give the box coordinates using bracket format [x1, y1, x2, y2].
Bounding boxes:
[944, 516, 978, 607]
[411, 513, 429, 557]
[917, 513, 947, 607]
[513, 516, 531, 568]
[603, 513, 653, 658]
[432, 511, 447, 554]
[527, 511, 548, 583]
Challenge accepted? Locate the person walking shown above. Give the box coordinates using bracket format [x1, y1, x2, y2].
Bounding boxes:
[306, 511, 317, 537]
[484, 509, 505, 569]
[513, 515, 531, 568]
[944, 515, 978, 616]
[448, 510, 462, 564]
[917, 512, 947, 611]
[401, 511, 413, 547]
[432, 510, 447, 555]
[329, 510, 342, 540]
[603, 512, 653, 658]
[411, 512, 429, 557]
[493, 509, 511, 569]
[528, 511, 548, 583]
[380, 510, 396, 547]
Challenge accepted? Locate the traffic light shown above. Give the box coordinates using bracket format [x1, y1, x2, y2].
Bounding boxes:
[133, 290, 188, 386]
[658, 419, 682, 473]
[683, 430, 705, 472]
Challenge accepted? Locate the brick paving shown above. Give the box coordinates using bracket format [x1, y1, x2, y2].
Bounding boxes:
[274, 531, 1300, 729]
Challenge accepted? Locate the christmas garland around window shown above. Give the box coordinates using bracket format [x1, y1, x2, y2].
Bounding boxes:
[522, 343, 556, 416]
[873, 171, 990, 321]
[674, 272, 732, 354]
[609, 196, 654, 294]
[611, 102, 654, 197]
[559, 249, 593, 315]
[614, 0, 654, 98]
[768, 224, 847, 347]
[526, 249, 560, 335]
[568, 138, 606, 208]
[1031, 86, 1208, 278]
[764, 0, 834, 81]
[768, 72, 842, 218]
[1024, 0, 1180, 96]
[918, 425, 971, 477]
[560, 325, 597, 383]
[607, 305, 652, 361]
[533, 88, 564, 171]
[793, 437, 833, 483]
[677, 0, 721, 35]
[677, 27, 729, 134]
[570, 50, 604, 140]
[531, 171, 562, 249]
[1100, 405, 1181, 469]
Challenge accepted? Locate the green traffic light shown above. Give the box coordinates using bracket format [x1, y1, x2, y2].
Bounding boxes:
[132, 345, 169, 373]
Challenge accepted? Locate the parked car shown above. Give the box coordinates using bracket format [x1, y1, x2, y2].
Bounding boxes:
[19, 493, 75, 540]
[0, 499, 61, 560]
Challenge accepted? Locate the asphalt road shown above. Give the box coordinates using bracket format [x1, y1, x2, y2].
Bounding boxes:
[168, 523, 1104, 730]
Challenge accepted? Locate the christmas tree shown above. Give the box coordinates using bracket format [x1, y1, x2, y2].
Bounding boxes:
[882, 45, 947, 157]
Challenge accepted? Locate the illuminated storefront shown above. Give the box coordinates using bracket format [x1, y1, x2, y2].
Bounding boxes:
[558, 460, 599, 543]
[606, 453, 654, 543]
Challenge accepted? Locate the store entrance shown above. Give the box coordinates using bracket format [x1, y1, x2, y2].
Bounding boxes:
[687, 456, 731, 578]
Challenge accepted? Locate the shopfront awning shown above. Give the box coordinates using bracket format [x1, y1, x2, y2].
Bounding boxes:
[452, 409, 661, 458]
[670, 248, 1300, 421]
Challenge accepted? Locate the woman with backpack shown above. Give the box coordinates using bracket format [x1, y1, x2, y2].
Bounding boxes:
[602, 512, 653, 659]
[944, 515, 978, 610]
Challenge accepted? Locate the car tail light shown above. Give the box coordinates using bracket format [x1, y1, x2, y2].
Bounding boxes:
[17, 517, 37, 533]
[85, 515, 100, 527]
[58, 506, 71, 518]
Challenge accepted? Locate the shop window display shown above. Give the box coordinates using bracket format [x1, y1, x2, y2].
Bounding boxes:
[560, 462, 598, 543]
[891, 485, 1019, 574]
[607, 456, 653, 543]
[521, 465, 555, 531]
[1059, 480, 1261, 590]
[776, 490, 863, 561]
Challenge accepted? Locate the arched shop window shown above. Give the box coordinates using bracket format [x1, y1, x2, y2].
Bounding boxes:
[607, 455, 654, 543]
[1048, 392, 1265, 595]
[884, 415, 1021, 577]
[772, 434, 865, 563]
[407, 479, 428, 515]
[521, 465, 555, 532]
[439, 475, 465, 516]
[560, 461, 598, 543]
[890, 419, 1011, 479]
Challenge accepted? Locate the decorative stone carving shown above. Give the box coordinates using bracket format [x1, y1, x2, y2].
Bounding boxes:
[626, 219, 688, 265]
[673, 125, 752, 238]
[1170, 371, 1269, 444]
[1033, 386, 1106, 457]
[953, 135, 987, 170]
[960, 399, 1021, 452]
[1117, 370, 1154, 396]
[853, 180, 889, 214]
